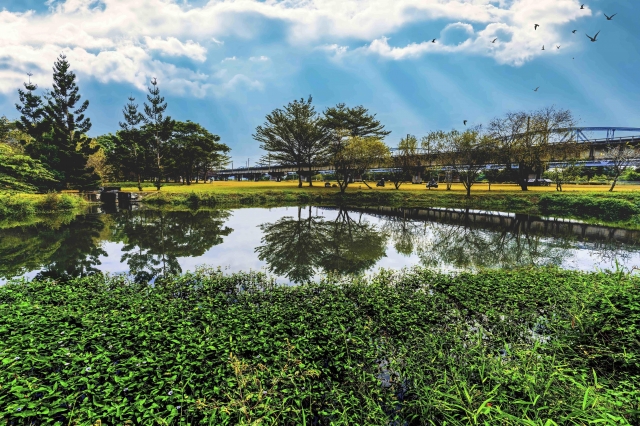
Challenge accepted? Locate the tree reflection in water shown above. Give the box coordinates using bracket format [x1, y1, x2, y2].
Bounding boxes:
[0, 213, 107, 280]
[111, 209, 233, 282]
[255, 206, 388, 282]
[377, 207, 636, 271]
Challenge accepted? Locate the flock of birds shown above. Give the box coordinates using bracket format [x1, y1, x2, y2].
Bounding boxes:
[459, 3, 618, 126]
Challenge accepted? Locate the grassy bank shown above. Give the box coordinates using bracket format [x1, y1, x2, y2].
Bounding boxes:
[0, 193, 86, 224]
[137, 182, 640, 227]
[1, 268, 638, 424]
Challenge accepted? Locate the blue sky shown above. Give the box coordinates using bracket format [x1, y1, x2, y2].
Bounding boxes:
[1, 0, 638, 166]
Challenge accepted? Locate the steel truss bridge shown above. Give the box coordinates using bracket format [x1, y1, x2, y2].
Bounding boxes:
[213, 127, 640, 178]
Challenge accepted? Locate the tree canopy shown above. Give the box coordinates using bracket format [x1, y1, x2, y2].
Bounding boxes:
[322, 103, 390, 139]
[254, 96, 330, 187]
[14, 54, 100, 190]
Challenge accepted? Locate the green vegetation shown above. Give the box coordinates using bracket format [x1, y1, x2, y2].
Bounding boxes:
[15, 54, 101, 190]
[140, 188, 640, 227]
[1, 267, 638, 424]
[539, 193, 640, 222]
[0, 193, 85, 222]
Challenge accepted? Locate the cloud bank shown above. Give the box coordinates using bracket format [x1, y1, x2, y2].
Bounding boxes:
[0, 0, 591, 95]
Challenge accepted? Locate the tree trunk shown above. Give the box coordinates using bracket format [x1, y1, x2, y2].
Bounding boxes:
[609, 177, 618, 192]
[308, 165, 313, 187]
[297, 170, 302, 188]
[466, 185, 471, 197]
[137, 173, 142, 192]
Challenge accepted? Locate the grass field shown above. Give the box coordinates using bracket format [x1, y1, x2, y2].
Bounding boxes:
[120, 180, 640, 194]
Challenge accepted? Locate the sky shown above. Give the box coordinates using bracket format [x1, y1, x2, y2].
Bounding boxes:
[1, 0, 639, 166]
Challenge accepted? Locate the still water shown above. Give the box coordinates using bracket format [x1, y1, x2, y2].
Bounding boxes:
[1, 205, 639, 284]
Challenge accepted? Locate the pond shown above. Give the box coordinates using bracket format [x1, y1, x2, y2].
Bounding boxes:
[1, 205, 639, 284]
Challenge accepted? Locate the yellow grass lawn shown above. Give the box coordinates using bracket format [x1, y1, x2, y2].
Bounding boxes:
[120, 180, 640, 194]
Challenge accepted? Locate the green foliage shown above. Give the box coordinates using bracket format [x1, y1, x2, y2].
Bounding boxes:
[321, 103, 390, 138]
[0, 142, 57, 192]
[253, 96, 331, 187]
[539, 194, 640, 222]
[0, 194, 84, 221]
[15, 55, 100, 190]
[620, 168, 640, 182]
[0, 268, 638, 424]
[166, 121, 230, 185]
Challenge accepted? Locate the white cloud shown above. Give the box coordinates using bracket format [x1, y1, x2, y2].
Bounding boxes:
[249, 56, 270, 62]
[317, 44, 349, 56]
[0, 0, 593, 96]
[144, 36, 207, 61]
[221, 56, 237, 62]
[224, 74, 263, 91]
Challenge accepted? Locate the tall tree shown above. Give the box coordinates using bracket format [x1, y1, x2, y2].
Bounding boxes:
[14, 73, 45, 142]
[488, 107, 575, 191]
[119, 96, 147, 190]
[604, 142, 640, 192]
[389, 134, 420, 190]
[143, 78, 173, 190]
[322, 103, 391, 138]
[169, 120, 230, 185]
[330, 134, 390, 192]
[19, 55, 100, 189]
[434, 127, 495, 197]
[254, 96, 330, 187]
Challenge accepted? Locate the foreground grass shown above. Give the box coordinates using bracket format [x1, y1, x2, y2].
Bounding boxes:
[1, 267, 638, 425]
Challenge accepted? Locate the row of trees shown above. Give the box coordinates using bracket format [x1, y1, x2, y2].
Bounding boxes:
[102, 87, 230, 191]
[255, 99, 639, 194]
[4, 54, 230, 193]
[254, 98, 391, 190]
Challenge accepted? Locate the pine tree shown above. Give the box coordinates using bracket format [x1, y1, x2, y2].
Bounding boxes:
[119, 96, 146, 191]
[15, 73, 45, 140]
[41, 54, 100, 189]
[143, 78, 172, 190]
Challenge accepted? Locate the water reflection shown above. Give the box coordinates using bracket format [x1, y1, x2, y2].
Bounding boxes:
[367, 206, 639, 271]
[110, 209, 233, 282]
[255, 206, 387, 282]
[0, 205, 638, 283]
[0, 214, 106, 280]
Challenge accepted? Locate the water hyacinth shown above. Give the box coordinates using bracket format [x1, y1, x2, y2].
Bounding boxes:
[0, 269, 638, 425]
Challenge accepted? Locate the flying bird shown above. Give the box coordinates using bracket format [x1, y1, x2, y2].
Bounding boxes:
[557, 45, 561, 49]
[463, 120, 468, 125]
[491, 38, 498, 43]
[431, 38, 436, 43]
[541, 45, 545, 50]
[534, 24, 539, 30]
[586, 31, 600, 42]
[580, 4, 585, 9]
[572, 30, 577, 33]
[604, 13, 616, 20]
[533, 87, 539, 92]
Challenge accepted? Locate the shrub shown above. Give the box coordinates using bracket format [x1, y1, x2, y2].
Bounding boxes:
[539, 194, 640, 221]
[0, 194, 37, 218]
